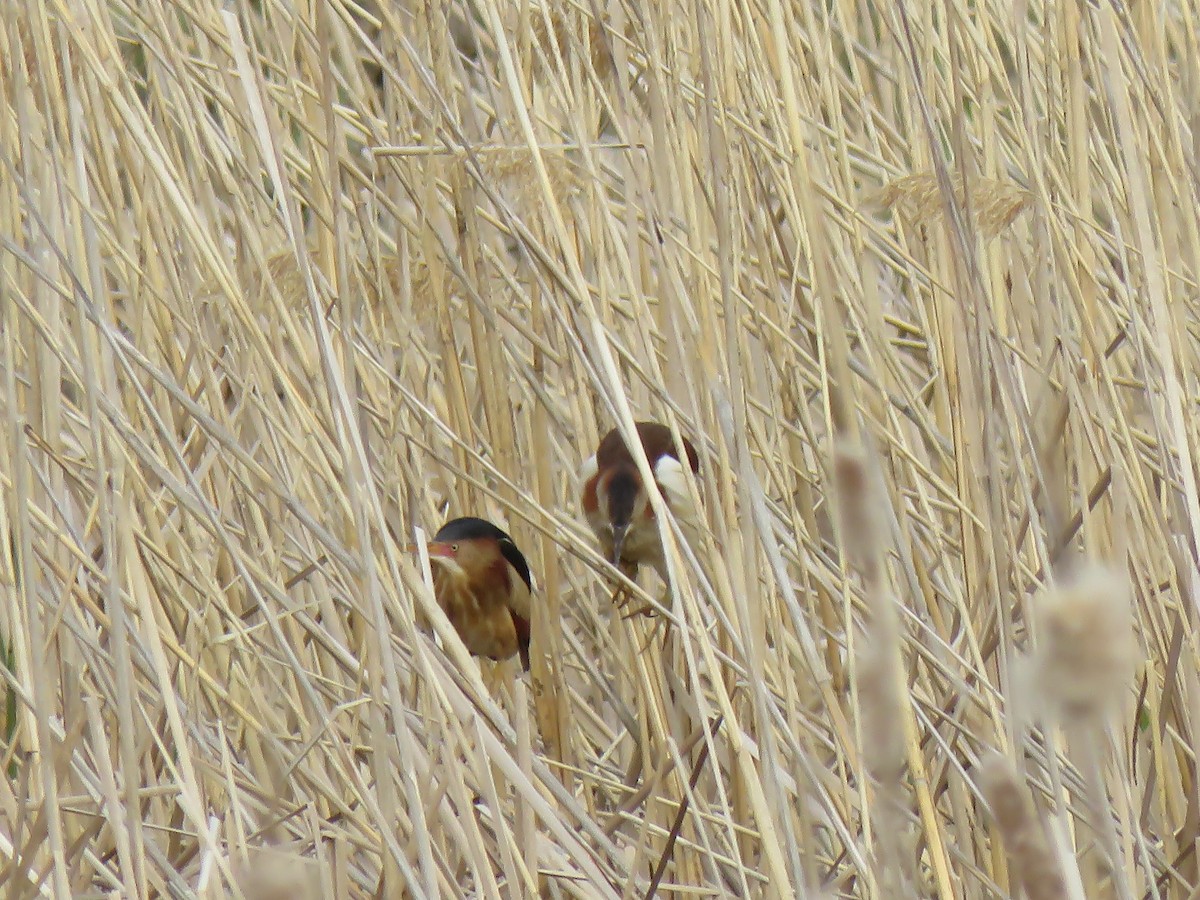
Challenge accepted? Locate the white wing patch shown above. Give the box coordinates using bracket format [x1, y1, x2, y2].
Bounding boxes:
[577, 454, 598, 492]
[651, 454, 702, 583]
[654, 455, 700, 530]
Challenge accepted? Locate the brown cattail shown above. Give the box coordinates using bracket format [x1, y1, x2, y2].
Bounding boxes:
[1032, 565, 1136, 723]
[979, 754, 1068, 900]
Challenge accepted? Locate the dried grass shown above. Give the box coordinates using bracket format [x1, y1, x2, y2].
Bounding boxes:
[869, 173, 1034, 240]
[1, 0, 1197, 897]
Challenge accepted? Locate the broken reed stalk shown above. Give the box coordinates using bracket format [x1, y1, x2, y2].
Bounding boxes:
[644, 715, 723, 900]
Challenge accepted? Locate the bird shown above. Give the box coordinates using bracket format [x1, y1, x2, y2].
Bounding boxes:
[578, 421, 701, 592]
[407, 516, 534, 670]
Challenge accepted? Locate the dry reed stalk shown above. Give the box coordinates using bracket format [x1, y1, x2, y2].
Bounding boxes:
[1, 0, 1198, 896]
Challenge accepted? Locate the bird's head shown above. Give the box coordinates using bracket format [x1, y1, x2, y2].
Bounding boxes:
[411, 517, 533, 595]
[596, 465, 645, 566]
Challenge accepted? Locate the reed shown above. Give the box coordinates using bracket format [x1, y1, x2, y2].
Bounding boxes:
[0, 0, 1194, 896]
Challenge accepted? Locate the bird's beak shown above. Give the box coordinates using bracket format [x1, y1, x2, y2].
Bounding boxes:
[610, 523, 628, 568]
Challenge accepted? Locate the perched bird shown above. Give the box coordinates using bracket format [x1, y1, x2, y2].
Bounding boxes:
[579, 421, 701, 586]
[408, 517, 534, 670]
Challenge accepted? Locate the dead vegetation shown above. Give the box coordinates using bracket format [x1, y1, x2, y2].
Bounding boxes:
[1, 0, 1198, 897]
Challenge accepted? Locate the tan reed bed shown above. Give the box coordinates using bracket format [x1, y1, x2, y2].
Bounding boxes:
[0, 0, 1197, 897]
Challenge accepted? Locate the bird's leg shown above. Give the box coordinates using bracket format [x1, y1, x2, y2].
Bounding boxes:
[634, 616, 664, 655]
[624, 586, 671, 654]
[628, 586, 674, 652]
[620, 572, 667, 621]
[656, 585, 675, 648]
[609, 583, 630, 609]
[609, 560, 639, 610]
[620, 601, 658, 620]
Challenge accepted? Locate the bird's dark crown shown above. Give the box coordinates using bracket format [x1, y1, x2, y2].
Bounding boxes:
[433, 517, 532, 593]
[605, 466, 640, 528]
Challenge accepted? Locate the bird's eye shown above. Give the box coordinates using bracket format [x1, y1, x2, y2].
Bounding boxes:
[451, 544, 459, 552]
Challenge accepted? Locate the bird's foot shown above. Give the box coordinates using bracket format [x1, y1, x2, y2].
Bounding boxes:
[635, 616, 665, 655]
[647, 588, 674, 649]
[610, 584, 632, 610]
[609, 565, 641, 612]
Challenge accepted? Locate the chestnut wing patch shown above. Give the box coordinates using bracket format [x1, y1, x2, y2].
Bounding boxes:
[579, 454, 600, 514]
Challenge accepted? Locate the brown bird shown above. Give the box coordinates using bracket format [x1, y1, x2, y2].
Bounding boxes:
[409, 517, 534, 670]
[579, 421, 701, 587]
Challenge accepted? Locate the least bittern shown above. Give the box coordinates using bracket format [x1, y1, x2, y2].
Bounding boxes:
[408, 517, 534, 670]
[579, 421, 701, 612]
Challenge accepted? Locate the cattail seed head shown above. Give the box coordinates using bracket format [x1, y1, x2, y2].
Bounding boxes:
[979, 754, 1068, 900]
[858, 634, 904, 784]
[833, 441, 881, 585]
[1033, 565, 1136, 723]
[236, 850, 318, 900]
